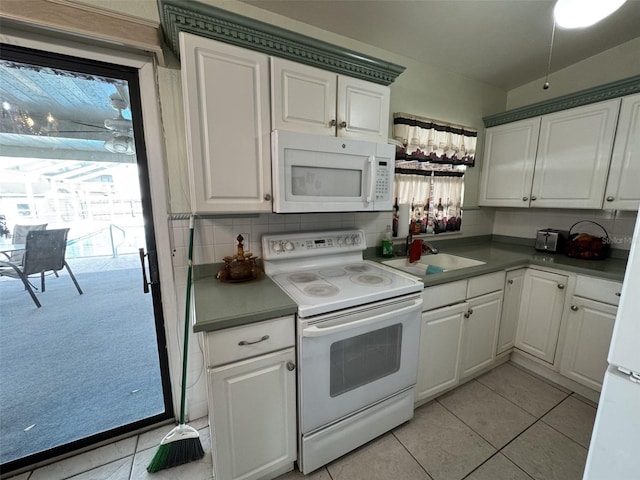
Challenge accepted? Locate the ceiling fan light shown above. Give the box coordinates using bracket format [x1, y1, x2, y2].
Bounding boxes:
[104, 135, 130, 154]
[554, 0, 627, 29]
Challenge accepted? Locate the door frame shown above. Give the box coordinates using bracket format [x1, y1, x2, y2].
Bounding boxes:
[0, 25, 182, 466]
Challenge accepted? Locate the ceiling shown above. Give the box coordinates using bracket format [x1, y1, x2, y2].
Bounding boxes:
[238, 0, 640, 91]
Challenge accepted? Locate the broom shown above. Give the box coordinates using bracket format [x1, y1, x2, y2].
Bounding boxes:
[147, 215, 204, 472]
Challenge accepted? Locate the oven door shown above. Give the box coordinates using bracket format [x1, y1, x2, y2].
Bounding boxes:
[299, 294, 421, 434]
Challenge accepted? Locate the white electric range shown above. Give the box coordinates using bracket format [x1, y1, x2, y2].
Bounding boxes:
[262, 229, 423, 474]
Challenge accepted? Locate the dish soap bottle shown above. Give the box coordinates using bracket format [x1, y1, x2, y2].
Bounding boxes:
[382, 225, 394, 258]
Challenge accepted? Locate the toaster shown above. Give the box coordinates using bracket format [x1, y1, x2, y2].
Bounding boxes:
[535, 228, 567, 253]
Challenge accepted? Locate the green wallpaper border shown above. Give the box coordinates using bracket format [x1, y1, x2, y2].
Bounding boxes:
[484, 75, 640, 127]
[157, 0, 405, 85]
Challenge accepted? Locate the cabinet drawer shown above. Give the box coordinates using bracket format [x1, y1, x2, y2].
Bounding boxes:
[206, 316, 295, 367]
[422, 280, 467, 311]
[575, 275, 622, 306]
[467, 271, 506, 298]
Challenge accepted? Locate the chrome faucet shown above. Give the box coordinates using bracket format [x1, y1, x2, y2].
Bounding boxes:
[423, 242, 439, 254]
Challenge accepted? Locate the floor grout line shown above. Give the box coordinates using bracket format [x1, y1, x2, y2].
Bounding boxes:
[390, 429, 435, 480]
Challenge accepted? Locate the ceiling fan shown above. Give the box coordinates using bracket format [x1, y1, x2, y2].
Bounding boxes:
[64, 85, 136, 155]
[102, 87, 135, 156]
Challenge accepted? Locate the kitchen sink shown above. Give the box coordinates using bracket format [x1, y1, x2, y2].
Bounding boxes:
[382, 254, 486, 276]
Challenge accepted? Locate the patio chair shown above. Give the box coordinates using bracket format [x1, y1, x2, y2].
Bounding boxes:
[0, 228, 83, 308]
[3, 224, 47, 265]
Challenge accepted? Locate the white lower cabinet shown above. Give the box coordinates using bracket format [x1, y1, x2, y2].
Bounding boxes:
[416, 302, 466, 402]
[460, 291, 503, 378]
[560, 298, 617, 392]
[497, 268, 526, 354]
[416, 272, 504, 402]
[515, 269, 568, 363]
[208, 348, 297, 480]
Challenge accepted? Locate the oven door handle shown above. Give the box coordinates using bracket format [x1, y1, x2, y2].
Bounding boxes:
[365, 156, 375, 204]
[302, 298, 421, 337]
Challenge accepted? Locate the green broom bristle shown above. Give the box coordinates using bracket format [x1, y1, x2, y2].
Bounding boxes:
[147, 437, 205, 473]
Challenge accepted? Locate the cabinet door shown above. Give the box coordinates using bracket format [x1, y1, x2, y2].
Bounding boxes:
[209, 348, 296, 480]
[180, 32, 272, 213]
[416, 303, 466, 402]
[560, 297, 616, 391]
[460, 291, 503, 378]
[271, 57, 337, 136]
[337, 76, 390, 142]
[531, 99, 620, 209]
[604, 93, 640, 211]
[478, 118, 540, 207]
[515, 269, 568, 363]
[497, 268, 526, 354]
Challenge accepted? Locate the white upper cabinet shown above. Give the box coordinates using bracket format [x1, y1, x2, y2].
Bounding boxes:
[531, 99, 620, 209]
[604, 93, 640, 210]
[271, 57, 390, 142]
[479, 118, 540, 207]
[180, 32, 273, 213]
[480, 98, 622, 209]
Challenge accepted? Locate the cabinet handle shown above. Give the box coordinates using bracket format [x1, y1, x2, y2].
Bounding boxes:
[531, 196, 537, 201]
[464, 308, 473, 318]
[557, 284, 565, 289]
[606, 196, 615, 202]
[571, 305, 578, 311]
[264, 193, 272, 201]
[329, 119, 336, 127]
[522, 197, 528, 202]
[339, 121, 347, 129]
[615, 292, 621, 297]
[508, 279, 514, 284]
[286, 361, 296, 372]
[238, 335, 270, 346]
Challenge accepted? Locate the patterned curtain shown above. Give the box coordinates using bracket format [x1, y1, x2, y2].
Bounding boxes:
[392, 112, 477, 166]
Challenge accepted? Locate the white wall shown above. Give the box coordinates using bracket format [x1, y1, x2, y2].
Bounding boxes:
[506, 37, 640, 110]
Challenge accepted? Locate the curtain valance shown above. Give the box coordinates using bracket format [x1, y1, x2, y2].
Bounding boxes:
[393, 113, 477, 167]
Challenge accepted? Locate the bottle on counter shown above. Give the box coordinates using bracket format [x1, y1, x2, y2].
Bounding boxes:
[382, 225, 394, 258]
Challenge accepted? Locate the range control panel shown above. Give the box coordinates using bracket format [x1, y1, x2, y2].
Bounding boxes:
[262, 229, 366, 260]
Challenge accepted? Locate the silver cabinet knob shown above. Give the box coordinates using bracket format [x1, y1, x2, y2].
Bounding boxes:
[615, 292, 621, 297]
[329, 119, 337, 127]
[286, 361, 296, 371]
[571, 305, 579, 311]
[606, 196, 615, 202]
[531, 196, 537, 201]
[557, 284, 565, 289]
[339, 121, 347, 128]
[264, 193, 272, 201]
[522, 197, 528, 201]
[508, 279, 514, 284]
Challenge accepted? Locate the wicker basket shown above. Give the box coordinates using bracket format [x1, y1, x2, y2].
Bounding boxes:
[565, 220, 610, 260]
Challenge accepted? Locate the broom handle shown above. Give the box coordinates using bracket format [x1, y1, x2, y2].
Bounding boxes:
[179, 215, 195, 425]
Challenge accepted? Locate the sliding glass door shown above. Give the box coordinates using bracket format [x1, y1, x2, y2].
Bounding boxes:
[0, 44, 173, 473]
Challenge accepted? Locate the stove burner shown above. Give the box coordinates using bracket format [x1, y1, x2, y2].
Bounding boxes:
[344, 264, 371, 273]
[318, 268, 346, 278]
[304, 284, 340, 297]
[351, 274, 392, 287]
[288, 272, 319, 283]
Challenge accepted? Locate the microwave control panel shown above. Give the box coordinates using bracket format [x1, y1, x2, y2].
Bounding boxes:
[375, 160, 392, 202]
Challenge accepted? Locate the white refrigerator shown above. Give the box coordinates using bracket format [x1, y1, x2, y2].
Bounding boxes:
[583, 208, 640, 480]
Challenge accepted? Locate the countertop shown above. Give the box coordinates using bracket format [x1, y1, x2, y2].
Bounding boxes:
[192, 236, 627, 333]
[192, 263, 297, 333]
[364, 236, 628, 287]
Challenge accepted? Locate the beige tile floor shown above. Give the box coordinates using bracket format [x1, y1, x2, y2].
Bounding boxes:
[6, 362, 597, 480]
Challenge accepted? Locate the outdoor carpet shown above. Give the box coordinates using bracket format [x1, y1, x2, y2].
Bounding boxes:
[0, 267, 166, 466]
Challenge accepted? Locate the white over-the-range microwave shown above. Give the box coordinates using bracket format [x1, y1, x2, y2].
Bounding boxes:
[271, 130, 395, 213]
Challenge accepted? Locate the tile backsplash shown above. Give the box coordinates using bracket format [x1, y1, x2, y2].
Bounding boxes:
[170, 209, 496, 273]
[492, 208, 636, 251]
